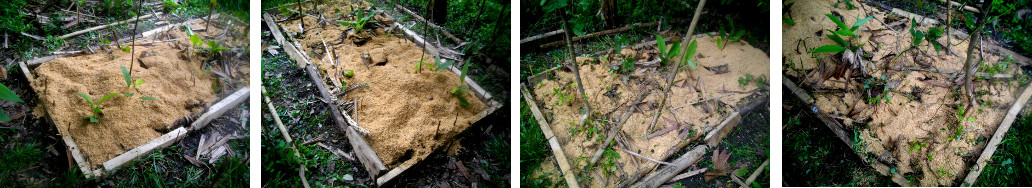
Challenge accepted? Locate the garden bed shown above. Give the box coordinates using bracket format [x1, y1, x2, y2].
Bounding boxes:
[263, 0, 501, 185]
[783, 0, 1032, 186]
[22, 16, 249, 178]
[522, 34, 768, 187]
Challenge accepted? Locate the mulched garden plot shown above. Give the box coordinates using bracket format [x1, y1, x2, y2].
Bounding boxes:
[524, 34, 769, 187]
[264, 0, 502, 184]
[783, 0, 1032, 186]
[23, 16, 249, 178]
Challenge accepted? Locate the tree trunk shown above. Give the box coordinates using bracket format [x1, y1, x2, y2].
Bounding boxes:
[600, 0, 618, 27]
[965, 0, 993, 108]
[491, 1, 509, 43]
[432, 0, 448, 24]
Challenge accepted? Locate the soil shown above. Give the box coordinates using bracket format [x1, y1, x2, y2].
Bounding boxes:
[529, 35, 769, 187]
[29, 19, 248, 169]
[270, 0, 490, 168]
[783, 0, 1023, 186]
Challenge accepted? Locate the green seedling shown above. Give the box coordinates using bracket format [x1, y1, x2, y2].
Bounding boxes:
[450, 62, 471, 106]
[908, 19, 946, 52]
[812, 14, 873, 54]
[337, 9, 378, 32]
[79, 93, 119, 123]
[343, 70, 355, 77]
[413, 57, 436, 73]
[205, 40, 229, 57]
[739, 74, 753, 87]
[707, 18, 746, 50]
[656, 35, 698, 69]
[121, 65, 145, 96]
[0, 83, 23, 122]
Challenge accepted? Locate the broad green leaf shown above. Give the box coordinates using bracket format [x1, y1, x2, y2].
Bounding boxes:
[121, 65, 131, 87]
[89, 116, 98, 123]
[190, 34, 201, 47]
[684, 40, 698, 62]
[436, 59, 454, 71]
[826, 14, 850, 32]
[852, 16, 874, 31]
[731, 30, 746, 41]
[0, 83, 22, 103]
[834, 29, 854, 37]
[140, 97, 158, 101]
[657, 35, 668, 57]
[784, 17, 796, 25]
[0, 109, 9, 122]
[134, 79, 145, 86]
[541, 0, 567, 12]
[78, 94, 96, 107]
[97, 93, 120, 105]
[812, 45, 846, 53]
[826, 33, 848, 48]
[457, 96, 470, 106]
[667, 40, 681, 58]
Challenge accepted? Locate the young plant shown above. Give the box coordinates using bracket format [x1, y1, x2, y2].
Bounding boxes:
[450, 62, 472, 106]
[337, 9, 378, 32]
[78, 93, 119, 123]
[812, 14, 873, 54]
[908, 19, 946, 52]
[413, 57, 436, 73]
[707, 18, 746, 50]
[204, 40, 230, 57]
[657, 35, 698, 69]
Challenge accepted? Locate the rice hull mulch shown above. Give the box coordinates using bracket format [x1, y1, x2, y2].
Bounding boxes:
[528, 36, 769, 187]
[784, 0, 1025, 186]
[270, 0, 492, 169]
[29, 20, 248, 169]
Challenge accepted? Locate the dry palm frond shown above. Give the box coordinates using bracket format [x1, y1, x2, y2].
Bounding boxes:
[704, 148, 732, 181]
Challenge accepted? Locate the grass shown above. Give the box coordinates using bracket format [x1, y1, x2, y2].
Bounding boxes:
[520, 99, 553, 187]
[106, 144, 249, 188]
[974, 115, 1032, 186]
[784, 97, 893, 186]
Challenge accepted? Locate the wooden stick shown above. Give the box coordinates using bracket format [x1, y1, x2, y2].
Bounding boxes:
[619, 147, 676, 166]
[744, 158, 770, 186]
[631, 145, 708, 188]
[305, 65, 385, 176]
[784, 78, 913, 186]
[589, 87, 651, 165]
[963, 83, 1032, 185]
[889, 65, 1013, 79]
[521, 85, 580, 188]
[189, 87, 250, 131]
[665, 168, 707, 184]
[539, 21, 661, 49]
[263, 13, 308, 67]
[59, 13, 159, 39]
[520, 29, 563, 44]
[316, 142, 355, 161]
[936, 0, 979, 13]
[262, 87, 292, 143]
[393, 4, 464, 45]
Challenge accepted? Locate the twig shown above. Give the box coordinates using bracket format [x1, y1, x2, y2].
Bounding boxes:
[648, 0, 707, 135]
[619, 148, 676, 166]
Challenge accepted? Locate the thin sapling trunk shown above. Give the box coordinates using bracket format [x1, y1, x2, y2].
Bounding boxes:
[964, 0, 993, 109]
[648, 0, 707, 132]
[562, 10, 591, 128]
[128, 0, 141, 84]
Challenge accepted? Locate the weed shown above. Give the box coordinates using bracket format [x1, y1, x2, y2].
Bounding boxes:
[909, 140, 927, 153]
[450, 62, 471, 106]
[337, 9, 378, 32]
[708, 18, 746, 50]
[657, 35, 698, 69]
[811, 14, 873, 54]
[78, 93, 119, 123]
[739, 74, 753, 87]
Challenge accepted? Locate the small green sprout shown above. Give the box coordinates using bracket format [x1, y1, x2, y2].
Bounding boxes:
[450, 62, 471, 106]
[79, 93, 119, 123]
[0, 83, 23, 121]
[337, 9, 378, 32]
